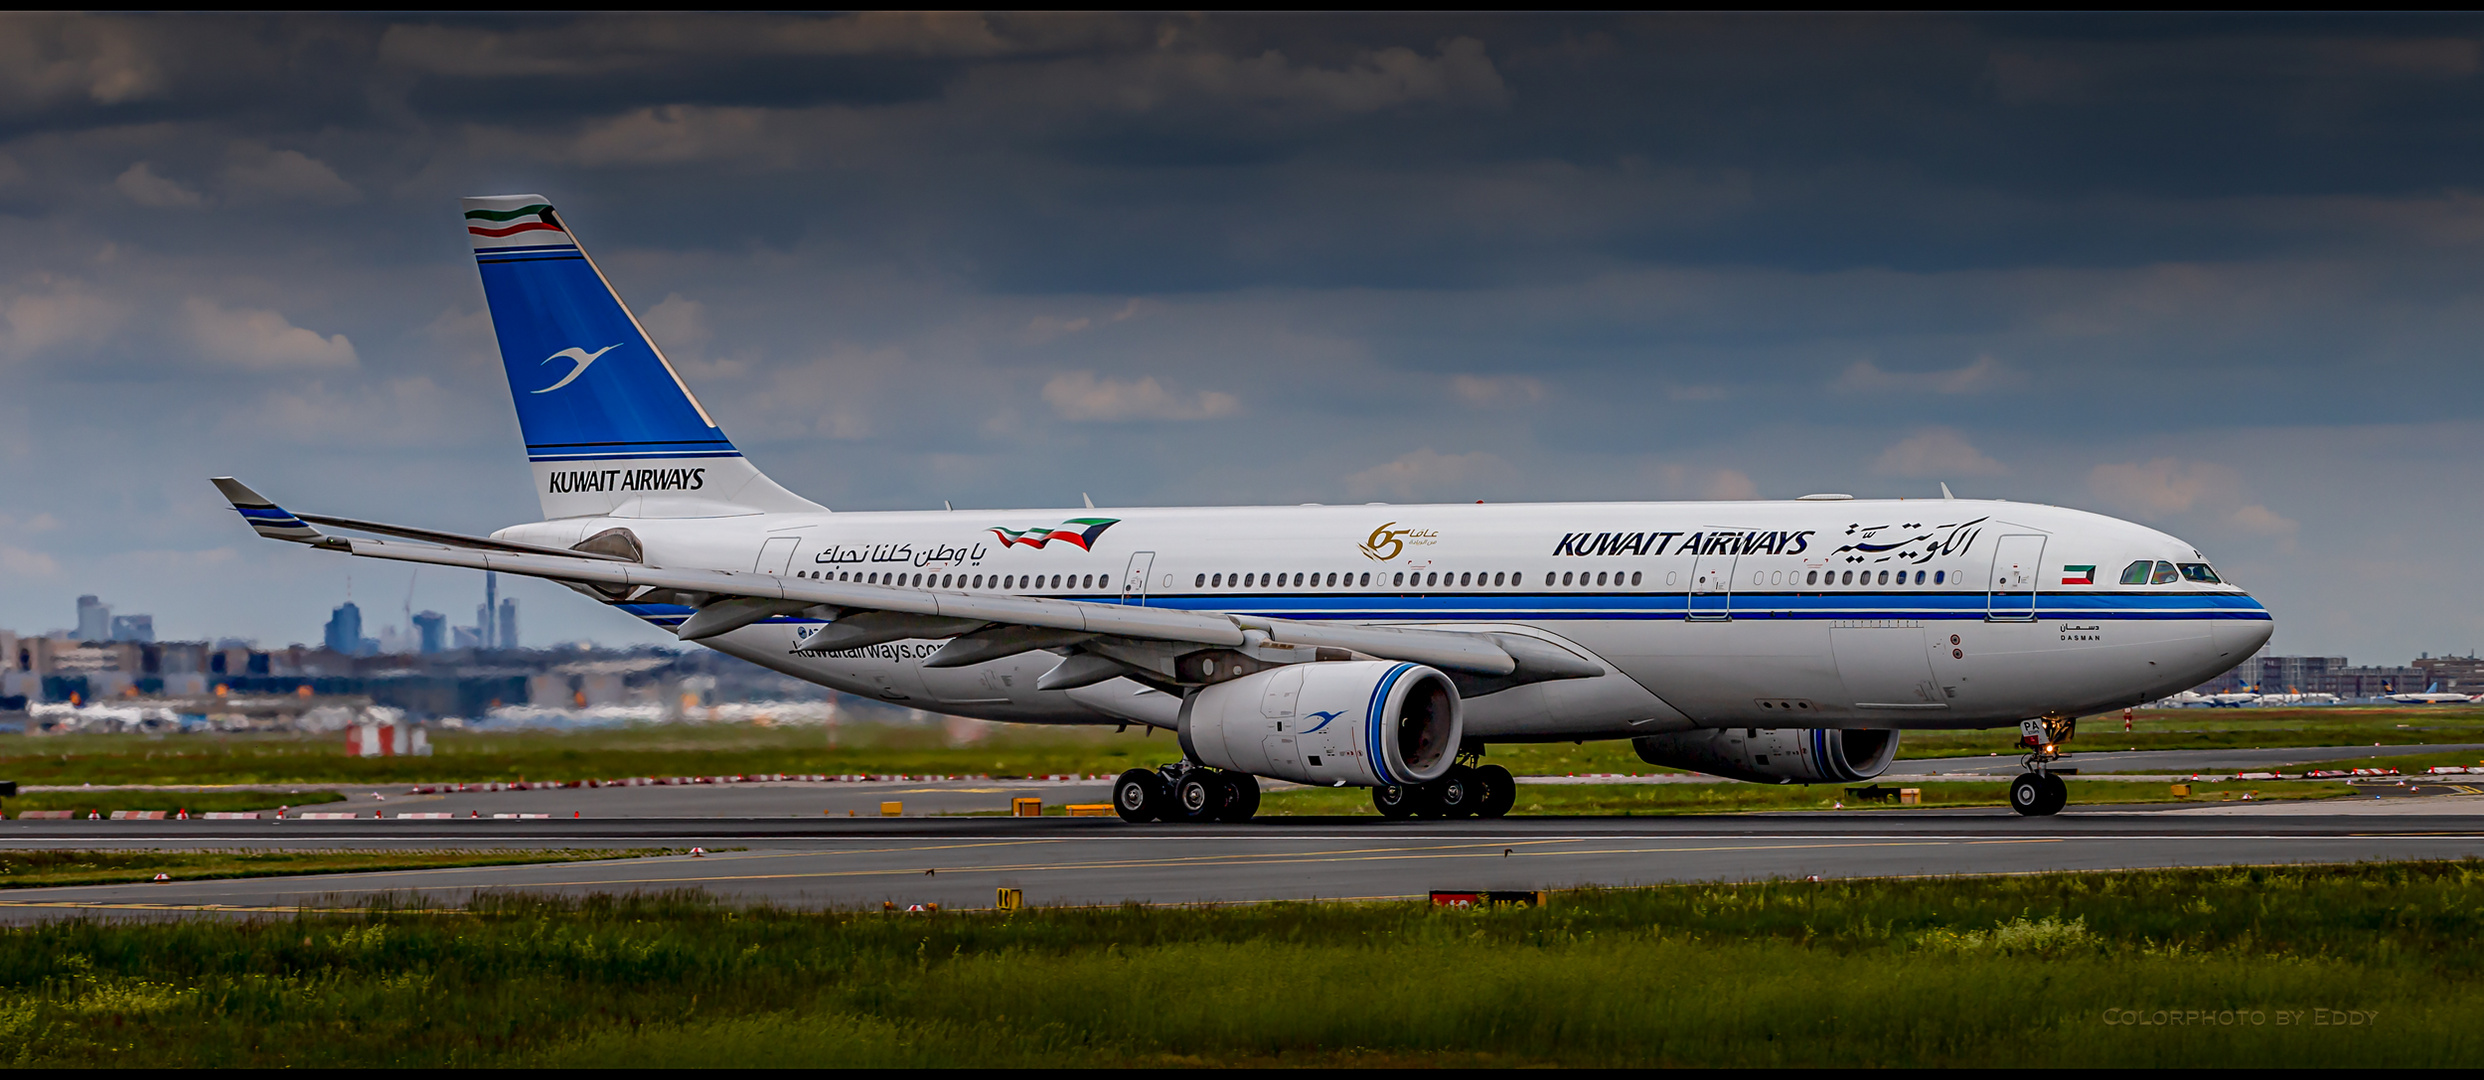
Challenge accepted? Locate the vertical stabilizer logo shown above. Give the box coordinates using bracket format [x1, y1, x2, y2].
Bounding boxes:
[988, 517, 1120, 550]
[466, 202, 568, 239]
[533, 344, 619, 393]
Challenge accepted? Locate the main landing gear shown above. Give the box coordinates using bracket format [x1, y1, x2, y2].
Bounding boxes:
[1373, 759, 1516, 820]
[2009, 716, 2075, 817]
[1113, 763, 1260, 823]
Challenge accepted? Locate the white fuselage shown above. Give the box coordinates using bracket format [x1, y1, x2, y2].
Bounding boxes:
[499, 497, 2273, 740]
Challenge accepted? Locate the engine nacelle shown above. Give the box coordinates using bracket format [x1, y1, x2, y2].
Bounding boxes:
[1180, 661, 1462, 788]
[1631, 727, 1900, 784]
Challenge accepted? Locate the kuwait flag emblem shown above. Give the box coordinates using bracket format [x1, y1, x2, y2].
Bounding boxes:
[988, 517, 1120, 550]
[2061, 565, 2096, 585]
[466, 202, 568, 240]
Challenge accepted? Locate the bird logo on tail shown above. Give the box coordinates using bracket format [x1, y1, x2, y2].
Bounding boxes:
[534, 344, 620, 393]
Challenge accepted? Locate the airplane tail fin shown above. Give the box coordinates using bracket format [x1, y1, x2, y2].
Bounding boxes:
[464, 194, 820, 520]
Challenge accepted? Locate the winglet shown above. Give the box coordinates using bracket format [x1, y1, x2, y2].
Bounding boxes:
[211, 477, 330, 545]
[1939, 482, 1955, 501]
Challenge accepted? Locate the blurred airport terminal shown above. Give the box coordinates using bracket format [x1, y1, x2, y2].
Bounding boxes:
[1, 581, 847, 736]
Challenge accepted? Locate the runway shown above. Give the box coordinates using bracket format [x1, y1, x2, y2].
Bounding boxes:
[4, 796, 2481, 923]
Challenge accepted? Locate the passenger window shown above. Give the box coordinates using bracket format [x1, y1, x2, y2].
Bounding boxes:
[1359, 573, 1370, 586]
[1327, 572, 1337, 586]
[1842, 571, 1854, 585]
[1393, 572, 1405, 587]
[1492, 572, 1504, 586]
[2151, 560, 2179, 585]
[1632, 571, 1643, 586]
[1666, 572, 1678, 586]
[1545, 572, 1556, 586]
[2120, 560, 2153, 586]
[1427, 572, 1439, 587]
[2178, 563, 2221, 584]
[1805, 570, 1817, 586]
[1562, 572, 1573, 586]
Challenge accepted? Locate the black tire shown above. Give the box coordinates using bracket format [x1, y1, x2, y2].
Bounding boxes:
[2009, 773, 2045, 817]
[1434, 766, 1479, 819]
[1409, 780, 1448, 819]
[1174, 771, 1227, 823]
[1219, 772, 1261, 822]
[2038, 773, 2069, 816]
[1373, 785, 1418, 819]
[1113, 769, 1165, 823]
[1474, 764, 1516, 819]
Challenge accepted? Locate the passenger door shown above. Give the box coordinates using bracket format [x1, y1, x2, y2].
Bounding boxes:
[1120, 551, 1156, 605]
[1986, 534, 2045, 621]
[1687, 535, 1741, 621]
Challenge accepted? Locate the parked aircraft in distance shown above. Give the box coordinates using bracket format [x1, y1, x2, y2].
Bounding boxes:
[214, 195, 2276, 819]
[2385, 684, 2475, 705]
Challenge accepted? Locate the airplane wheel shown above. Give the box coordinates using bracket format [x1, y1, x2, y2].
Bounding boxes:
[2038, 773, 2069, 816]
[1219, 772, 1261, 822]
[1435, 766, 1480, 819]
[1474, 764, 1516, 819]
[1113, 769, 1165, 823]
[1174, 772, 1227, 822]
[1373, 785, 1418, 819]
[2009, 773, 2045, 817]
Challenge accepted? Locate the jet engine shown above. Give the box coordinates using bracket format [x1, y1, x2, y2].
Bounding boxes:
[1180, 661, 1462, 788]
[1631, 727, 1900, 784]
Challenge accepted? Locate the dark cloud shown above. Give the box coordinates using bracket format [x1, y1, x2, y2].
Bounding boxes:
[2, 13, 2482, 659]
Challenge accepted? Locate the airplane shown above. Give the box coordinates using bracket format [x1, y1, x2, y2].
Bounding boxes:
[2384, 683, 2471, 705]
[212, 193, 2277, 820]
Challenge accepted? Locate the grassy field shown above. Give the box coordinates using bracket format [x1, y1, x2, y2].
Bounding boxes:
[1258, 779, 2356, 816]
[0, 848, 684, 890]
[1, 790, 344, 819]
[2, 706, 2478, 787]
[0, 862, 2477, 1066]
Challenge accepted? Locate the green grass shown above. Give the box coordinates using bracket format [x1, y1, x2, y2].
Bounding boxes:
[5, 706, 2481, 788]
[0, 723, 1162, 787]
[1898, 706, 2484, 759]
[1258, 779, 2357, 816]
[2, 790, 344, 819]
[0, 848, 686, 890]
[2, 862, 2481, 1065]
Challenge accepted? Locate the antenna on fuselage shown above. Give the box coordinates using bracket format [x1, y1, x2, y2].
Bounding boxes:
[1939, 482, 1955, 500]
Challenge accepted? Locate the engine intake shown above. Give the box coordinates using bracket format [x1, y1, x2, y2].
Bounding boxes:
[1180, 661, 1462, 788]
[1631, 727, 1900, 784]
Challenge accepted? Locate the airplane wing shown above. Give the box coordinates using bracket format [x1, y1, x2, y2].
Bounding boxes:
[213, 478, 1602, 691]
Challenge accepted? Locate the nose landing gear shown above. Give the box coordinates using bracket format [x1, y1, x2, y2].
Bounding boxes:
[2009, 771, 2067, 816]
[2009, 716, 2075, 817]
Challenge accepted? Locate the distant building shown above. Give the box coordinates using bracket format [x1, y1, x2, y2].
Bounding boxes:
[109, 614, 154, 644]
[75, 596, 109, 641]
[2412, 655, 2484, 694]
[412, 611, 447, 654]
[498, 598, 519, 651]
[324, 602, 364, 655]
[2189, 654, 2430, 698]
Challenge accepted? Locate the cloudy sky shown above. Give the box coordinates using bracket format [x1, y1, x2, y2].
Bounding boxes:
[2, 13, 2480, 662]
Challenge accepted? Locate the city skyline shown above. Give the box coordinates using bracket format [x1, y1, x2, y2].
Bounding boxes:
[3, 15, 2484, 658]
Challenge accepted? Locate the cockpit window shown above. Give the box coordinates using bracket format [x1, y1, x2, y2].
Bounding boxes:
[2150, 560, 2180, 585]
[2178, 562, 2221, 584]
[2119, 560, 2153, 585]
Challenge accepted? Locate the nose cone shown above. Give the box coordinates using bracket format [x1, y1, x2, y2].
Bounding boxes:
[2213, 595, 2275, 661]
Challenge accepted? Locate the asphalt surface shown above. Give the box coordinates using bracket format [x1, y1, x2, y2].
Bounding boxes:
[3, 794, 2481, 922]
